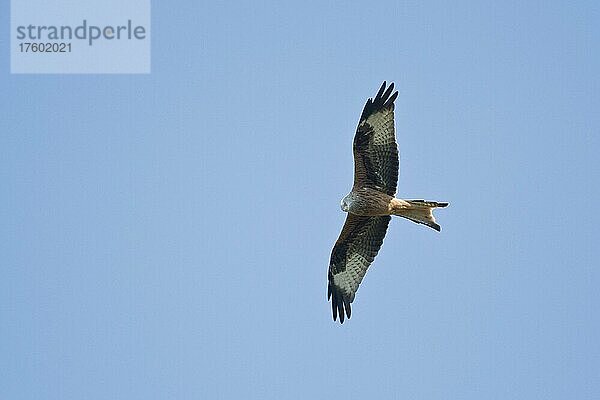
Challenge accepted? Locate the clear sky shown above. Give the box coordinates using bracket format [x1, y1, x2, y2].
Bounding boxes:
[2, 1, 599, 399]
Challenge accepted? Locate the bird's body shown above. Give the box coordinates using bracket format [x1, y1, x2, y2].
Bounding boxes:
[327, 82, 448, 323]
[341, 187, 394, 217]
[343, 189, 447, 224]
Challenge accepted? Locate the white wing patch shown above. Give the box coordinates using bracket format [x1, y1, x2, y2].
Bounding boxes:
[333, 251, 370, 302]
[366, 109, 395, 146]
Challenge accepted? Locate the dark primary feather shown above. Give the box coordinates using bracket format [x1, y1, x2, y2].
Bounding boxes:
[328, 215, 391, 323]
[359, 81, 399, 121]
[353, 82, 400, 196]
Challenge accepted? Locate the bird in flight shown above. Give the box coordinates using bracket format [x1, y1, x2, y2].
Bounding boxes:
[327, 82, 448, 323]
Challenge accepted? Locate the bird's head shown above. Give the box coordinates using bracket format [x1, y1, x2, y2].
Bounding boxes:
[340, 195, 351, 212]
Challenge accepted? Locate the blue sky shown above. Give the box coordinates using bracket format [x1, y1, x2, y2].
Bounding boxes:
[2, 1, 599, 399]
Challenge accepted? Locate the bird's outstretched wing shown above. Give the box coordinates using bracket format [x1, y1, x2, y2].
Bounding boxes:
[328, 214, 391, 323]
[353, 82, 399, 196]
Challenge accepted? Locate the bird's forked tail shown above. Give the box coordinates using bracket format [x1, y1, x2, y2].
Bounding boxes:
[391, 199, 448, 231]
